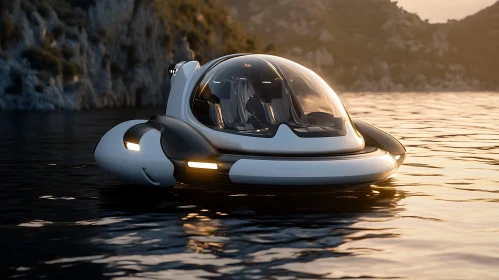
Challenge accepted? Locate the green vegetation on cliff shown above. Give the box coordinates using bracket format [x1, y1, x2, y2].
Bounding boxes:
[155, 0, 259, 63]
[0, 0, 262, 110]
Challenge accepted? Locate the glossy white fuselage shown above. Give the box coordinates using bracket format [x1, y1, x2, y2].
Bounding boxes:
[94, 56, 403, 188]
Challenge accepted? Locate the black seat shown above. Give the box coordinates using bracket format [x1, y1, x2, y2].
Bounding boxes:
[246, 96, 268, 123]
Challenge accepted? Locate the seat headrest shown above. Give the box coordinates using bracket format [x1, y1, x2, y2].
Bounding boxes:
[261, 78, 283, 101]
[218, 80, 232, 99]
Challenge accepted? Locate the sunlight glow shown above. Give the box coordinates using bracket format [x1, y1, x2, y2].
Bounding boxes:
[396, 0, 496, 23]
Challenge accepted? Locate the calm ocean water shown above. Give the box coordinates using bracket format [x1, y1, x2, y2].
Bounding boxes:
[1, 92, 498, 279]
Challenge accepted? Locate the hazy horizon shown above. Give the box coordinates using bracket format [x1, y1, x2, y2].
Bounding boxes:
[396, 0, 497, 23]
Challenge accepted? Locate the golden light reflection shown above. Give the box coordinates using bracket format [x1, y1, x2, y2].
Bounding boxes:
[181, 209, 227, 254]
[182, 212, 222, 236]
[188, 239, 224, 253]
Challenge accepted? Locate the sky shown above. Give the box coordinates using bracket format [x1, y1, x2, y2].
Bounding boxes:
[396, 0, 497, 23]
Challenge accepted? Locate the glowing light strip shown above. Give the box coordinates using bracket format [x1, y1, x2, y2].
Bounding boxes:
[125, 142, 140, 151]
[187, 162, 218, 170]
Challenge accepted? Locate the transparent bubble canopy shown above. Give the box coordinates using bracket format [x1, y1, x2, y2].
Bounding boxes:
[191, 55, 351, 137]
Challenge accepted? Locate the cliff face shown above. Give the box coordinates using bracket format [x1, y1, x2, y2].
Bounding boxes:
[0, 0, 258, 110]
[226, 0, 499, 92]
[2, 0, 497, 111]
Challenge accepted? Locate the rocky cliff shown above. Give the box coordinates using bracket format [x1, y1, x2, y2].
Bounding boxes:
[226, 0, 499, 92]
[0, 0, 259, 110]
[2, 0, 497, 111]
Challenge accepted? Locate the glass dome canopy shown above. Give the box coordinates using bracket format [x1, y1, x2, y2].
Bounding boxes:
[191, 54, 350, 137]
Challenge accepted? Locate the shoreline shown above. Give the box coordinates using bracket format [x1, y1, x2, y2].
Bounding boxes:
[0, 91, 497, 112]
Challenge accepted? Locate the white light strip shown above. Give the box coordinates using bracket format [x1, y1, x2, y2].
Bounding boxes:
[125, 142, 140, 151]
[187, 162, 218, 170]
[262, 81, 271, 84]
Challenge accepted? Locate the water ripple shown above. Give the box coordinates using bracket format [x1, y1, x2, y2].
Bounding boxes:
[1, 93, 499, 279]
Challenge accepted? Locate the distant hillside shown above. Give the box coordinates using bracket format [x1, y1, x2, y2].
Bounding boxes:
[0, 0, 259, 110]
[226, 0, 499, 92]
[447, 2, 499, 89]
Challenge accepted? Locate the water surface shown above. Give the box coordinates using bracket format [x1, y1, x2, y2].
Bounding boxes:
[1, 92, 498, 279]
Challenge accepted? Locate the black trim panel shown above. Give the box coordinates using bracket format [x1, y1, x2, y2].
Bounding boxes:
[122, 115, 220, 161]
[218, 145, 378, 159]
[152, 115, 220, 161]
[123, 122, 153, 144]
[354, 120, 406, 156]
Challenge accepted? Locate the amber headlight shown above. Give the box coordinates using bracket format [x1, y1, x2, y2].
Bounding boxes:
[125, 142, 140, 151]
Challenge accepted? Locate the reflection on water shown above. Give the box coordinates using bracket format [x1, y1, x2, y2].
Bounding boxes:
[1, 92, 499, 279]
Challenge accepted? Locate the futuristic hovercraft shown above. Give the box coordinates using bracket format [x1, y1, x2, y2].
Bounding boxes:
[94, 54, 405, 188]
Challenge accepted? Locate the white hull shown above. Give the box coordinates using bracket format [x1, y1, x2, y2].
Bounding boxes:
[94, 121, 400, 188]
[94, 121, 176, 187]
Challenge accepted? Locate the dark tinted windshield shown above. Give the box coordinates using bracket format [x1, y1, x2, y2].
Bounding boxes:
[191, 55, 349, 137]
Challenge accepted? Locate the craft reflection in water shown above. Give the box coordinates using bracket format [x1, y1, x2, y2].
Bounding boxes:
[79, 182, 401, 274]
